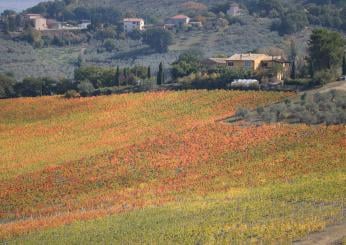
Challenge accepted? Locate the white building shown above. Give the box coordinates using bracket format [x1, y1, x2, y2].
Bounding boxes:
[227, 3, 240, 16]
[165, 15, 190, 27]
[24, 14, 47, 30]
[123, 18, 145, 33]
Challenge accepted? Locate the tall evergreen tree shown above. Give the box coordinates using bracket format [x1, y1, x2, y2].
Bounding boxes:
[147, 66, 151, 79]
[342, 55, 346, 76]
[157, 62, 164, 85]
[308, 29, 345, 73]
[291, 60, 296, 79]
[115, 66, 120, 86]
[123, 68, 127, 79]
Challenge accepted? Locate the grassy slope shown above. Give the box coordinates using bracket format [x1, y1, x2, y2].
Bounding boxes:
[0, 13, 286, 80]
[0, 90, 345, 243]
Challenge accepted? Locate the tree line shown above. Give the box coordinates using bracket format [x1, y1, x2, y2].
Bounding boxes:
[0, 62, 168, 99]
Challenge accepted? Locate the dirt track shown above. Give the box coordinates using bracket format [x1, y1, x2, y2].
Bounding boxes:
[294, 222, 346, 245]
[307, 81, 346, 94]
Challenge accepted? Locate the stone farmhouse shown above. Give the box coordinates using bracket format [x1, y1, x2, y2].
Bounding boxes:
[207, 53, 290, 81]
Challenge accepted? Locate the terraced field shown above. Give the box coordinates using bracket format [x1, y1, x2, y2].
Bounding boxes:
[0, 90, 345, 243]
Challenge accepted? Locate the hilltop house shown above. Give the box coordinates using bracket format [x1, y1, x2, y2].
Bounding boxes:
[226, 53, 290, 81]
[123, 18, 145, 33]
[165, 15, 190, 28]
[227, 3, 240, 16]
[24, 14, 47, 30]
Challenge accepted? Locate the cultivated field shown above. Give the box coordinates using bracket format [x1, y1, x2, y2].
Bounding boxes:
[0, 90, 345, 243]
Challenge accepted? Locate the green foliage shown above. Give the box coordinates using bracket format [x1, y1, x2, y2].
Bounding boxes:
[291, 61, 296, 79]
[74, 65, 148, 90]
[209, 2, 230, 14]
[103, 39, 116, 52]
[157, 62, 164, 85]
[115, 66, 120, 86]
[0, 73, 16, 98]
[313, 69, 336, 85]
[27, 1, 122, 24]
[13, 77, 44, 97]
[74, 66, 115, 88]
[343, 55, 346, 76]
[256, 0, 285, 17]
[236, 90, 346, 125]
[20, 28, 43, 48]
[271, 8, 308, 35]
[142, 29, 173, 53]
[147, 66, 151, 79]
[306, 4, 344, 30]
[127, 30, 142, 40]
[95, 27, 117, 40]
[77, 81, 95, 97]
[64, 89, 80, 98]
[308, 29, 345, 74]
[171, 50, 203, 79]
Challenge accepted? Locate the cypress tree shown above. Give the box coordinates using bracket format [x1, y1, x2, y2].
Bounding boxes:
[123, 68, 127, 79]
[157, 62, 164, 85]
[147, 66, 151, 79]
[115, 66, 120, 86]
[291, 60, 296, 79]
[342, 55, 346, 76]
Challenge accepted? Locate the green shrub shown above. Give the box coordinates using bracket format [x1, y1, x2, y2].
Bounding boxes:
[77, 81, 95, 97]
[64, 89, 80, 99]
[313, 69, 336, 85]
[241, 90, 346, 125]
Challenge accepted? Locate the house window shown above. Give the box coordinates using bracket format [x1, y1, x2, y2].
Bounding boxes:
[244, 61, 252, 67]
[262, 62, 268, 68]
[228, 62, 234, 67]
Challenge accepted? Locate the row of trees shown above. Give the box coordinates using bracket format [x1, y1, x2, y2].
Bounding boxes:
[0, 73, 75, 98]
[0, 62, 167, 99]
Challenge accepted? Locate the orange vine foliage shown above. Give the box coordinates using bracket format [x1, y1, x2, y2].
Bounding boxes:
[0, 90, 344, 239]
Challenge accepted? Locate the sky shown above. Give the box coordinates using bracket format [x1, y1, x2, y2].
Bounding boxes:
[0, 0, 44, 14]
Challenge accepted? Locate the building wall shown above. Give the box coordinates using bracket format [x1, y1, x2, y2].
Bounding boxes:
[227, 60, 257, 71]
[227, 58, 288, 80]
[166, 18, 190, 26]
[227, 6, 240, 16]
[33, 18, 47, 30]
[124, 20, 144, 32]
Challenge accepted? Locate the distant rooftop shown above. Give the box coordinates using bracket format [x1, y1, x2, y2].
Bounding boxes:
[227, 53, 270, 61]
[207, 58, 227, 64]
[227, 53, 287, 62]
[170, 15, 190, 19]
[123, 18, 144, 22]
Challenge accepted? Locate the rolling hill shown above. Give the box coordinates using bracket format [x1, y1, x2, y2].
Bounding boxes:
[0, 90, 345, 243]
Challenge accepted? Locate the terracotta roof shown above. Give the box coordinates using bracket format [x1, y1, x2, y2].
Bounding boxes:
[24, 14, 42, 16]
[207, 58, 227, 64]
[227, 53, 269, 61]
[123, 18, 144, 22]
[227, 53, 289, 63]
[170, 15, 190, 19]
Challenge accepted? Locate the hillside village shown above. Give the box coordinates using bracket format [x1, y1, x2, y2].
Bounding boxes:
[0, 0, 345, 98]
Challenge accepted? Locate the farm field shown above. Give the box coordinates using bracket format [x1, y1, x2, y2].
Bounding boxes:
[0, 90, 345, 243]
